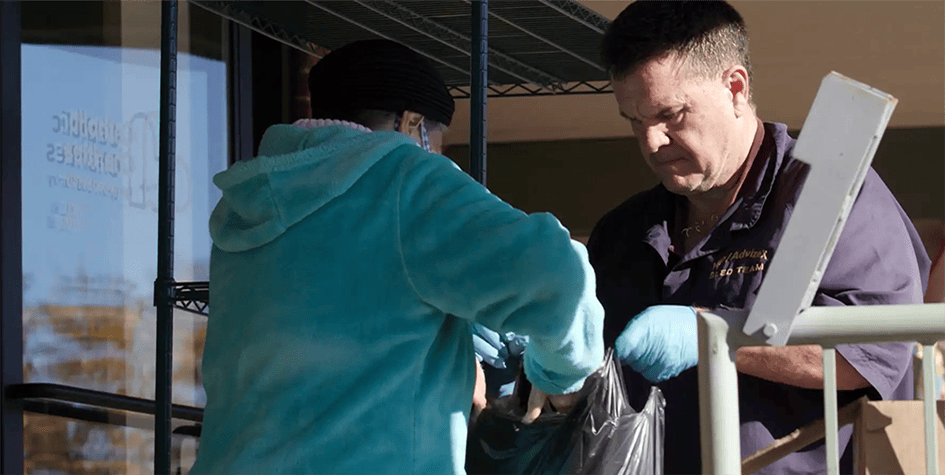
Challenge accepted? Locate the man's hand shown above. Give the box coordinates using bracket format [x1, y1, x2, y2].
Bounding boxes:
[472, 360, 487, 410]
[521, 387, 581, 424]
[615, 305, 699, 383]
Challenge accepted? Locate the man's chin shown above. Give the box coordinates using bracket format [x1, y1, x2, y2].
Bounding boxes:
[661, 177, 700, 196]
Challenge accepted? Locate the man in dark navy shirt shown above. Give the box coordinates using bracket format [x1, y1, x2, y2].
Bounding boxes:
[590, 2, 931, 474]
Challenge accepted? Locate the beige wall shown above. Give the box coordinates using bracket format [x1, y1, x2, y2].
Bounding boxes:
[443, 1, 945, 146]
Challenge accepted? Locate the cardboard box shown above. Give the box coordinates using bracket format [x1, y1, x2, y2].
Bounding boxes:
[855, 399, 945, 474]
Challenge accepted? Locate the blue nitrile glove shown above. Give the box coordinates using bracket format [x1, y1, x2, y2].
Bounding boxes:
[472, 323, 509, 369]
[472, 324, 530, 397]
[615, 305, 699, 383]
[472, 323, 530, 370]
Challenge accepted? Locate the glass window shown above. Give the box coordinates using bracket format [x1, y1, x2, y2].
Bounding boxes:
[20, 1, 228, 473]
[24, 412, 198, 475]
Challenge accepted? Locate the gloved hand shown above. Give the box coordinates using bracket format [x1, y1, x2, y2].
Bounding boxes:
[472, 324, 507, 368]
[615, 305, 698, 383]
[472, 323, 528, 370]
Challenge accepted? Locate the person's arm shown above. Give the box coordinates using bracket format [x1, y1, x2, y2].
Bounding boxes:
[614, 170, 926, 390]
[472, 360, 487, 410]
[397, 151, 604, 395]
[735, 346, 868, 390]
[741, 170, 928, 395]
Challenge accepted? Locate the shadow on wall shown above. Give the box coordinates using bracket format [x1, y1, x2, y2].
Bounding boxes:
[444, 127, 944, 239]
[444, 137, 657, 238]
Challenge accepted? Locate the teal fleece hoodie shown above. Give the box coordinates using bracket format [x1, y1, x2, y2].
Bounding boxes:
[190, 124, 604, 475]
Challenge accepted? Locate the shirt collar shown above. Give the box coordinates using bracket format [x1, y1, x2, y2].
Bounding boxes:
[643, 119, 792, 261]
[728, 120, 786, 231]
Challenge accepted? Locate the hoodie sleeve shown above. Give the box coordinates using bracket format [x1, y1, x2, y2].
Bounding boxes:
[397, 150, 604, 394]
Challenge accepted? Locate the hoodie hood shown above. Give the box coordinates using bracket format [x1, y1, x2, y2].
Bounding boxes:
[209, 124, 416, 252]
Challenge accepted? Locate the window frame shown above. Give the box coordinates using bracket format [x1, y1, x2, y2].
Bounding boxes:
[0, 3, 251, 473]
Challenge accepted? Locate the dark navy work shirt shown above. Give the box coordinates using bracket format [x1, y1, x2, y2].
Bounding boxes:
[587, 122, 931, 475]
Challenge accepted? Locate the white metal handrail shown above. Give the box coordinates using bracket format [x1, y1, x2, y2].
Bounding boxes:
[699, 304, 945, 475]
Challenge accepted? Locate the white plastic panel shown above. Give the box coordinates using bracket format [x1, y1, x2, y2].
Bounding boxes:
[743, 72, 898, 346]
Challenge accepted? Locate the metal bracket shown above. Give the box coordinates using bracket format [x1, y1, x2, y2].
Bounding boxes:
[173, 282, 209, 316]
[151, 280, 209, 317]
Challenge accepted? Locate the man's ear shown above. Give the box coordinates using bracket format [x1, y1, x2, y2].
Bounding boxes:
[397, 111, 425, 142]
[723, 65, 751, 117]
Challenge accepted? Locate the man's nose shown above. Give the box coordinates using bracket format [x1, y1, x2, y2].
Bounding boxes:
[642, 124, 671, 154]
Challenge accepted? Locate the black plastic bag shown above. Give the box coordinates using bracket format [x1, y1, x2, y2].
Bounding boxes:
[466, 350, 665, 475]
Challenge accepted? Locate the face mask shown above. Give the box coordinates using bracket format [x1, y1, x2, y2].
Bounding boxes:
[394, 116, 432, 153]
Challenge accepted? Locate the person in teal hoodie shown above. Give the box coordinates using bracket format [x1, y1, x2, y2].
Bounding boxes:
[189, 39, 605, 475]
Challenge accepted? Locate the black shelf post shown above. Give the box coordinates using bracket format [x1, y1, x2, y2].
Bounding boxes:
[470, 0, 488, 187]
[0, 2, 24, 474]
[155, 1, 179, 473]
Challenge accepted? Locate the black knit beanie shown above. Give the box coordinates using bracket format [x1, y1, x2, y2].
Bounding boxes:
[308, 39, 455, 126]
